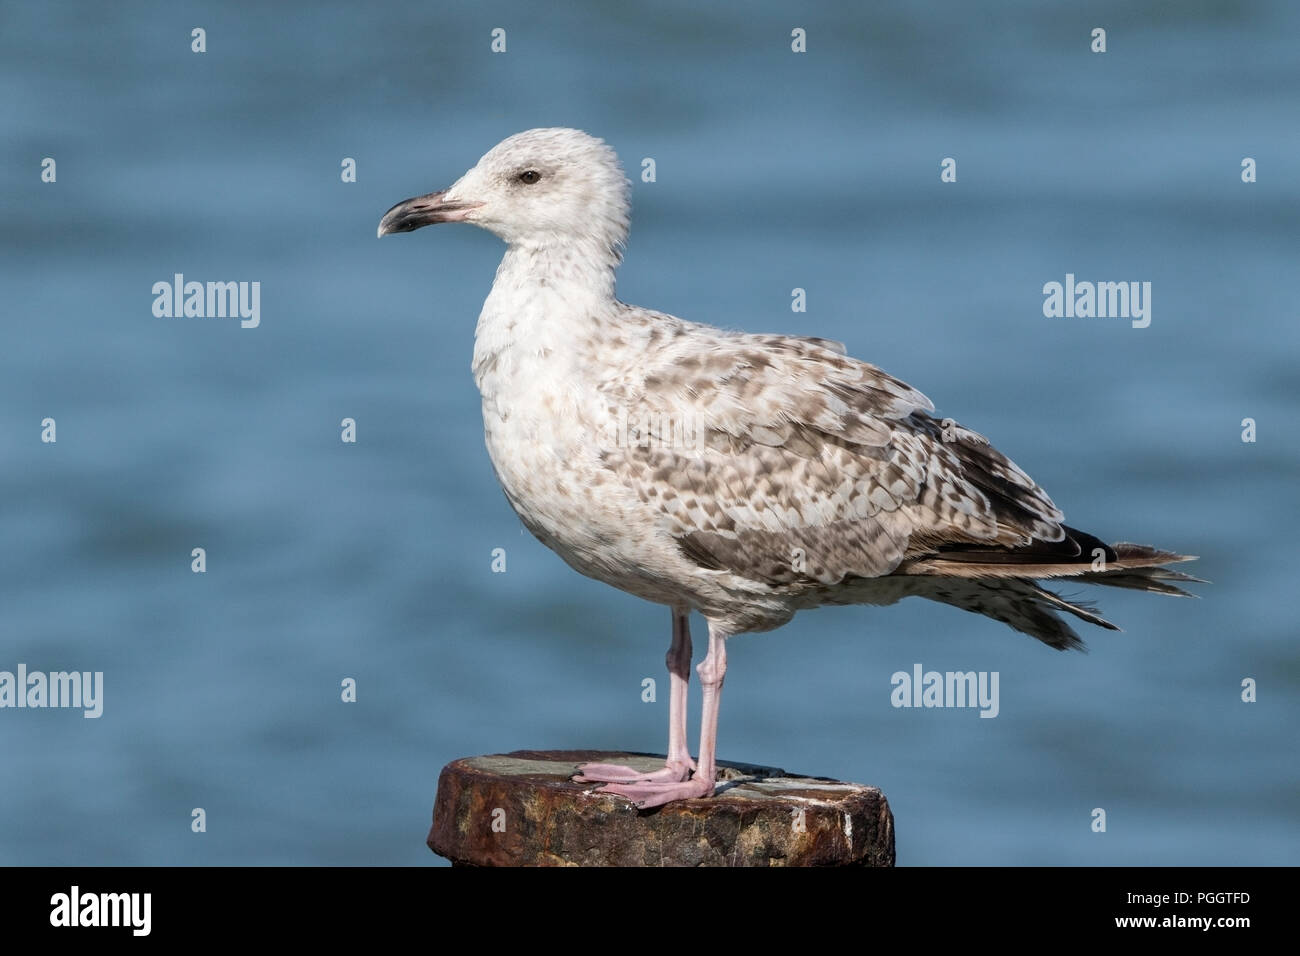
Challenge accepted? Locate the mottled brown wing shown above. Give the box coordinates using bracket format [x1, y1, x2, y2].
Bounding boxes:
[596, 325, 1066, 587]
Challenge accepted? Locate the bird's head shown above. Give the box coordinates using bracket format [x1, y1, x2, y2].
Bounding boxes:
[378, 127, 630, 256]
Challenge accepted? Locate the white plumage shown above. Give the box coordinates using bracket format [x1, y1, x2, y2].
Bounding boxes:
[380, 128, 1199, 807]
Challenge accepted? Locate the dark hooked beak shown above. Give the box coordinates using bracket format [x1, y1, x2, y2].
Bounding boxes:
[376, 190, 483, 237]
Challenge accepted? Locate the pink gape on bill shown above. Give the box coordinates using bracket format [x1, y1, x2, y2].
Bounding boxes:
[379, 128, 1201, 809]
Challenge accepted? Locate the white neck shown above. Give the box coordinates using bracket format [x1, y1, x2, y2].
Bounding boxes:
[497, 235, 621, 298]
[472, 236, 622, 390]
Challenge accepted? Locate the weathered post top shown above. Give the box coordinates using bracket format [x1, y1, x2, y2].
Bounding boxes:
[429, 749, 894, 867]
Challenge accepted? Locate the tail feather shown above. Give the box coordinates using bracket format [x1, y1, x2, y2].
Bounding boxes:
[899, 536, 1204, 650]
[1108, 542, 1201, 569]
[902, 535, 1201, 583]
[1069, 543, 1206, 598]
[911, 578, 1101, 651]
[1079, 567, 1204, 597]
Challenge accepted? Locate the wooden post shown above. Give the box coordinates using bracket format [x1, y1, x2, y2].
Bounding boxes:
[429, 749, 894, 867]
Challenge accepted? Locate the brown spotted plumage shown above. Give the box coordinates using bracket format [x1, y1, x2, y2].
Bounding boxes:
[590, 310, 1200, 647]
[380, 128, 1202, 808]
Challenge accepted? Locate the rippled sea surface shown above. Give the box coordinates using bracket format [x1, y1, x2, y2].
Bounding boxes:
[2, 1, 1297, 864]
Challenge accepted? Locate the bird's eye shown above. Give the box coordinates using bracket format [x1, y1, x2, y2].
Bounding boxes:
[518, 170, 541, 185]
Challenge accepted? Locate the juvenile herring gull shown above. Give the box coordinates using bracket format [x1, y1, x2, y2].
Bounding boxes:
[379, 128, 1201, 808]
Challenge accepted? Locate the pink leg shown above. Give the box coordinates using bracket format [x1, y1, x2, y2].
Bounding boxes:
[593, 620, 728, 809]
[574, 608, 695, 784]
[664, 610, 695, 771]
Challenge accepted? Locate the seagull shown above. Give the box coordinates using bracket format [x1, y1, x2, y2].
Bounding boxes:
[379, 128, 1201, 809]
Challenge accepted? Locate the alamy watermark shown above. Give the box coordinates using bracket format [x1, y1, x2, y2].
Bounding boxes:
[0, 664, 103, 718]
[1042, 273, 1151, 328]
[152, 274, 260, 328]
[596, 407, 705, 453]
[891, 663, 999, 718]
[50, 886, 150, 936]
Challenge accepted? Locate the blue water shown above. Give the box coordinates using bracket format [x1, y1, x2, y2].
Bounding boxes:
[2, 1, 1297, 865]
